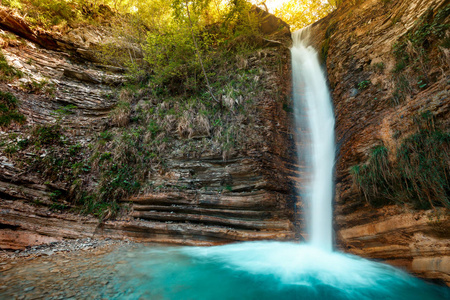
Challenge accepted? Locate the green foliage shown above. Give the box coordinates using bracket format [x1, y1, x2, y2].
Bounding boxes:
[274, 1, 335, 31]
[99, 130, 114, 142]
[4, 143, 18, 156]
[391, 74, 410, 105]
[396, 129, 449, 209]
[20, 78, 56, 96]
[27, 0, 78, 27]
[2, 0, 23, 9]
[3, 0, 115, 29]
[31, 124, 64, 146]
[9, 127, 92, 213]
[90, 127, 148, 206]
[17, 138, 30, 149]
[69, 143, 83, 155]
[391, 5, 450, 101]
[357, 80, 370, 90]
[49, 189, 63, 201]
[48, 104, 77, 124]
[88, 47, 273, 200]
[352, 113, 450, 209]
[18, 129, 88, 184]
[351, 145, 392, 207]
[441, 36, 450, 49]
[408, 6, 450, 48]
[53, 104, 77, 117]
[0, 91, 26, 128]
[143, 0, 261, 95]
[79, 193, 120, 220]
[0, 51, 22, 81]
[98, 164, 140, 201]
[392, 58, 406, 73]
[50, 202, 68, 211]
[2, 0, 296, 220]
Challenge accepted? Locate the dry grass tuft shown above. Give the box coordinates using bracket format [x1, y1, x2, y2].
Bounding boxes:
[111, 90, 133, 127]
[177, 110, 194, 138]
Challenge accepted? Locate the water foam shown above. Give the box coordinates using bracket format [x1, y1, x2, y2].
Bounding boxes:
[89, 242, 449, 299]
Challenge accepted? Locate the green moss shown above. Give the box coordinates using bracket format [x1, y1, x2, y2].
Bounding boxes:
[325, 21, 338, 40]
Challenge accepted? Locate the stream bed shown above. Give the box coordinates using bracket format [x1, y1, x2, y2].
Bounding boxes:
[1, 241, 449, 299]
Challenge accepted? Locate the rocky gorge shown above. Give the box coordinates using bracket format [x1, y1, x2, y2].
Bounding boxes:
[0, 0, 449, 287]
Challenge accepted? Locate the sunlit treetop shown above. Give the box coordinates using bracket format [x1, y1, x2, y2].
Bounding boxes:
[2, 0, 340, 32]
[250, 0, 340, 31]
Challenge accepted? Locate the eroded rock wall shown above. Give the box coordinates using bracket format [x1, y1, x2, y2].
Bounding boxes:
[0, 7, 299, 248]
[307, 0, 449, 285]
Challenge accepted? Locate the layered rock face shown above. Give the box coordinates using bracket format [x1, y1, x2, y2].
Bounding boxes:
[0, 7, 298, 248]
[1, 0, 448, 287]
[306, 0, 449, 285]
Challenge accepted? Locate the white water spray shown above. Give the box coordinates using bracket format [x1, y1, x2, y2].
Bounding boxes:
[291, 28, 335, 251]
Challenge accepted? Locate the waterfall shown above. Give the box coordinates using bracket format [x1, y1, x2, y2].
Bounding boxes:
[291, 27, 335, 252]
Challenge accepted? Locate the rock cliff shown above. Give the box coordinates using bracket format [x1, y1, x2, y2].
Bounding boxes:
[0, 0, 449, 286]
[306, 0, 449, 285]
[0, 6, 299, 248]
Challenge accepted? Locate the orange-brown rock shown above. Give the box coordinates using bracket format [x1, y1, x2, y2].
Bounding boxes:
[0, 8, 298, 251]
[307, 0, 450, 285]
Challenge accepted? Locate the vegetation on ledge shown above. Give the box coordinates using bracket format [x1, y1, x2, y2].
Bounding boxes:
[0, 0, 293, 220]
[0, 51, 22, 81]
[351, 112, 450, 209]
[0, 91, 26, 128]
[391, 4, 450, 105]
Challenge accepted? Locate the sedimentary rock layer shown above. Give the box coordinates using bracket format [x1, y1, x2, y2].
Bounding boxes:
[307, 0, 449, 285]
[0, 8, 298, 249]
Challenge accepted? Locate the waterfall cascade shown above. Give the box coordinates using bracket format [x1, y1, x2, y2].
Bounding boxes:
[291, 28, 335, 251]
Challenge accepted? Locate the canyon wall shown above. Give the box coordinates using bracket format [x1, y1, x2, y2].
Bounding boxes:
[307, 0, 449, 285]
[0, 0, 449, 286]
[0, 7, 299, 247]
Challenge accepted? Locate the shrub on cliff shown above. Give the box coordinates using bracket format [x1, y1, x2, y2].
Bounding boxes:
[142, 0, 263, 96]
[0, 91, 26, 128]
[0, 52, 22, 81]
[391, 5, 450, 105]
[2, 0, 115, 29]
[351, 113, 450, 209]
